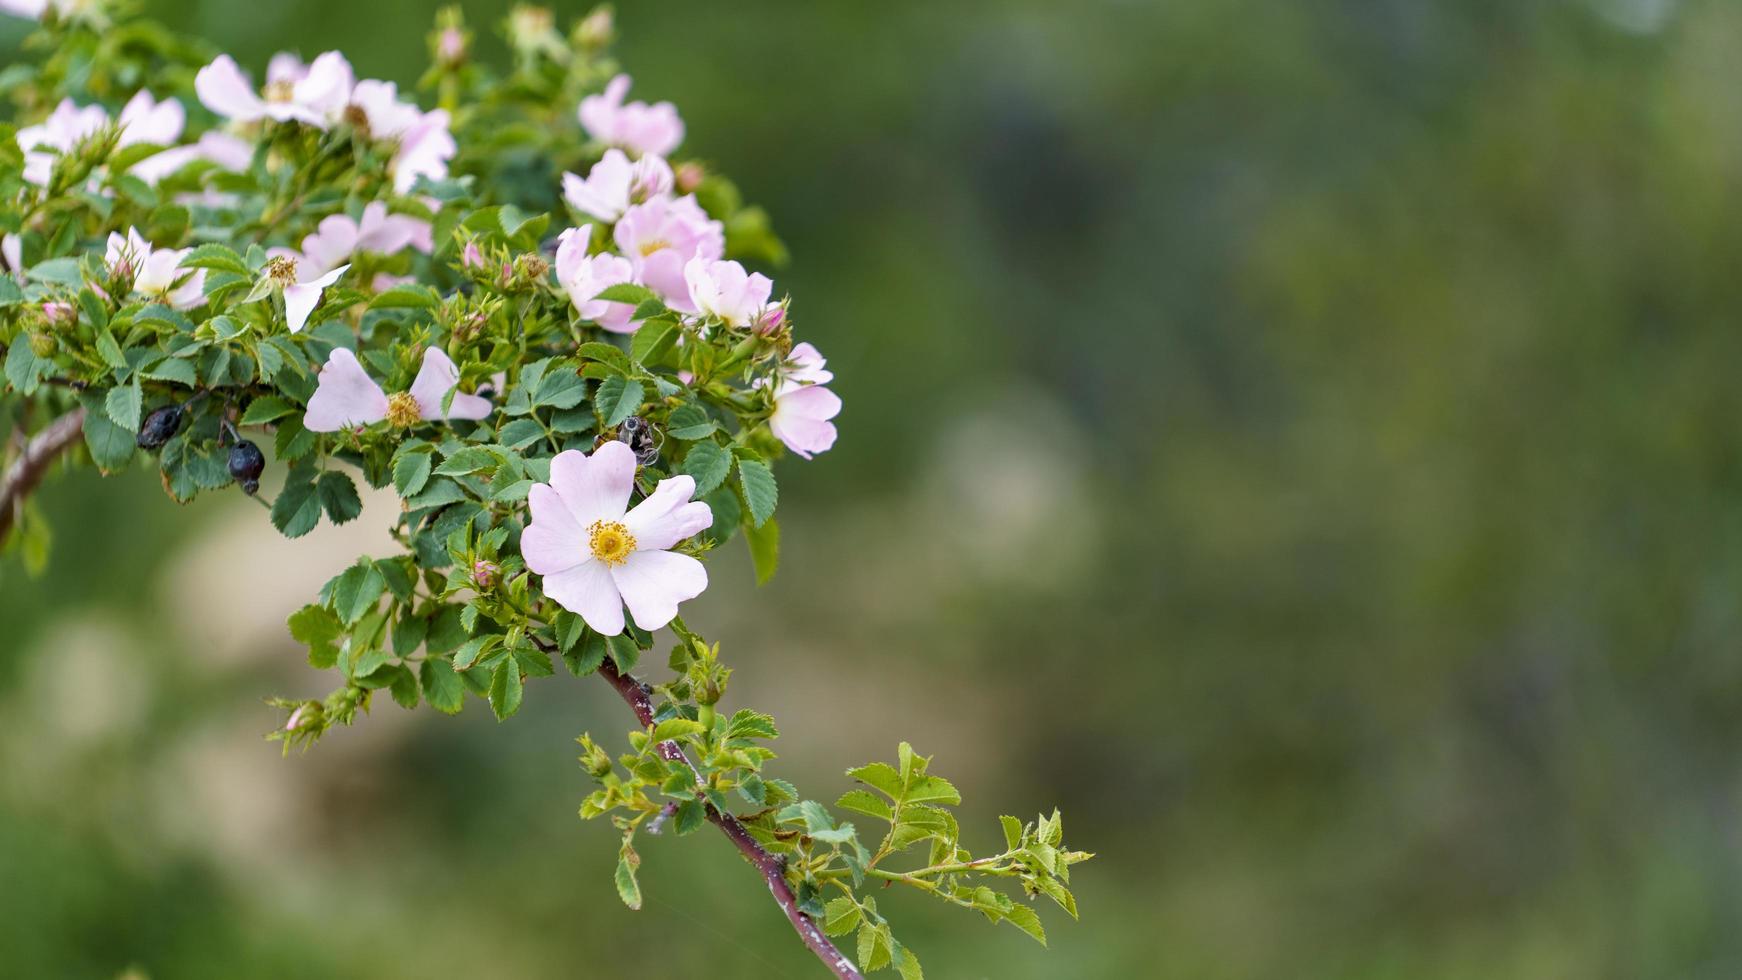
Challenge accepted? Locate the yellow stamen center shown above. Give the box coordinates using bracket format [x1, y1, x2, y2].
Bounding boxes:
[265, 255, 298, 286]
[385, 391, 421, 428]
[588, 520, 636, 565]
[637, 239, 671, 258]
[264, 80, 296, 103]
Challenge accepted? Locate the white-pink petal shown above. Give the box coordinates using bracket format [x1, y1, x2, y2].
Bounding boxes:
[543, 560, 625, 635]
[770, 385, 842, 460]
[548, 441, 636, 525]
[522, 484, 588, 575]
[623, 475, 712, 551]
[304, 348, 390, 432]
[196, 56, 268, 123]
[408, 348, 493, 422]
[611, 550, 707, 632]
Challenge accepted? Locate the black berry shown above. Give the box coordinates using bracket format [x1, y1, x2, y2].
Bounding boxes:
[228, 439, 265, 493]
[136, 404, 185, 449]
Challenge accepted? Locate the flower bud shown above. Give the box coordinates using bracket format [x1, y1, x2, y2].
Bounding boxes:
[436, 26, 468, 68]
[511, 252, 550, 290]
[228, 439, 265, 494]
[460, 240, 486, 271]
[574, 5, 615, 51]
[472, 559, 500, 590]
[27, 331, 57, 358]
[41, 301, 75, 329]
[136, 403, 185, 449]
[674, 161, 706, 195]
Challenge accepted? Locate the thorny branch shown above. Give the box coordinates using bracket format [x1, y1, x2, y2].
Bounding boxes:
[595, 654, 864, 979]
[0, 407, 85, 544]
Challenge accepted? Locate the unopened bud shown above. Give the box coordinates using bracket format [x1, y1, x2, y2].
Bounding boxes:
[574, 5, 615, 51]
[674, 161, 705, 195]
[41, 301, 75, 328]
[472, 559, 499, 590]
[27, 330, 56, 358]
[436, 26, 468, 67]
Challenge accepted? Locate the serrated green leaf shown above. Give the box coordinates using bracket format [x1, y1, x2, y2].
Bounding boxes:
[614, 848, 642, 910]
[332, 561, 387, 625]
[1001, 815, 1024, 851]
[1003, 904, 1047, 946]
[737, 457, 777, 527]
[823, 898, 861, 937]
[80, 398, 134, 471]
[629, 319, 677, 364]
[317, 470, 362, 524]
[239, 395, 295, 426]
[488, 659, 523, 720]
[368, 284, 440, 308]
[103, 382, 141, 433]
[593, 282, 658, 306]
[836, 790, 893, 822]
[745, 515, 778, 585]
[141, 356, 197, 386]
[594, 376, 643, 427]
[651, 718, 706, 743]
[665, 403, 715, 440]
[392, 450, 432, 497]
[681, 441, 731, 494]
[271, 472, 322, 538]
[421, 658, 465, 714]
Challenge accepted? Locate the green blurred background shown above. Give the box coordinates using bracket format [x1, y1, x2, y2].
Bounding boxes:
[8, 0, 1742, 976]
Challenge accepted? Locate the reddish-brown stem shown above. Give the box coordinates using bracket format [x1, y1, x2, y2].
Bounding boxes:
[596, 655, 863, 979]
[0, 407, 86, 544]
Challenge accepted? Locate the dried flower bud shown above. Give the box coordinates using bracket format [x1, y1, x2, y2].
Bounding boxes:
[136, 403, 185, 449]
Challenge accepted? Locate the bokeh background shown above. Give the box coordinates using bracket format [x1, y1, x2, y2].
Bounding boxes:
[8, 0, 1742, 976]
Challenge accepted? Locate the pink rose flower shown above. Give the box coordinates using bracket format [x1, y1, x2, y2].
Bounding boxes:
[196, 51, 354, 129]
[562, 148, 674, 223]
[522, 441, 712, 635]
[555, 226, 640, 333]
[303, 347, 492, 432]
[684, 257, 774, 328]
[613, 195, 722, 312]
[578, 74, 684, 158]
[767, 343, 840, 459]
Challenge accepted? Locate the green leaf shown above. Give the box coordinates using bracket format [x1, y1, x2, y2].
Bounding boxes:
[680, 441, 731, 494]
[836, 790, 893, 822]
[594, 376, 644, 427]
[332, 561, 388, 625]
[103, 382, 142, 433]
[745, 516, 778, 585]
[179, 242, 249, 277]
[317, 470, 363, 524]
[846, 763, 904, 800]
[562, 629, 607, 676]
[368, 284, 440, 308]
[823, 898, 862, 937]
[534, 368, 587, 410]
[387, 664, 420, 708]
[651, 718, 706, 743]
[726, 709, 779, 741]
[1003, 904, 1047, 946]
[420, 658, 465, 714]
[453, 635, 491, 671]
[614, 847, 643, 910]
[672, 798, 705, 835]
[80, 398, 135, 471]
[393, 450, 432, 497]
[271, 472, 322, 538]
[665, 403, 716, 440]
[894, 944, 925, 980]
[737, 457, 778, 527]
[140, 356, 197, 387]
[95, 331, 127, 372]
[1001, 815, 1024, 851]
[629, 319, 677, 364]
[434, 445, 502, 477]
[857, 922, 893, 972]
[905, 775, 961, 806]
[288, 605, 343, 668]
[239, 395, 295, 426]
[488, 659, 523, 720]
[593, 282, 658, 305]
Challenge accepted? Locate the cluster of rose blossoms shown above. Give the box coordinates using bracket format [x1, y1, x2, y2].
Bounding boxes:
[6, 4, 840, 640]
